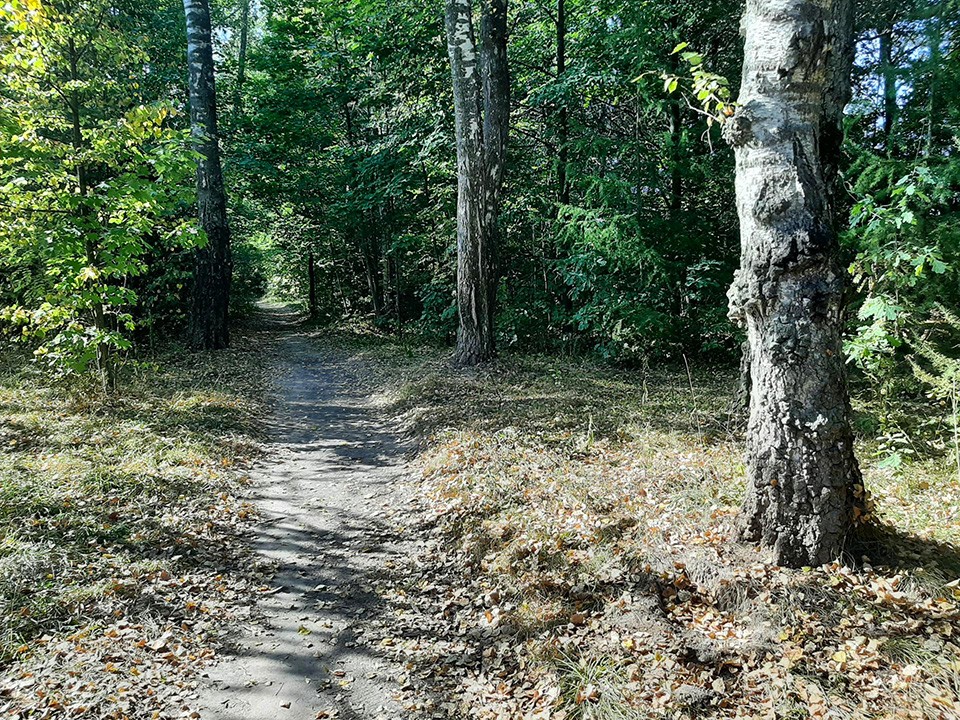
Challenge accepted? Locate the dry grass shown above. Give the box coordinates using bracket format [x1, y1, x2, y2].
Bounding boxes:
[6, 322, 958, 719]
[0, 328, 273, 717]
[375, 348, 960, 720]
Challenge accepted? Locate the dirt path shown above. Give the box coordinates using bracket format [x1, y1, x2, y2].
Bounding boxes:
[198, 308, 412, 720]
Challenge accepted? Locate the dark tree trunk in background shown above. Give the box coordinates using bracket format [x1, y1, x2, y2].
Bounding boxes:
[668, 101, 682, 212]
[924, 3, 943, 157]
[307, 251, 318, 318]
[233, 0, 250, 113]
[724, 0, 864, 567]
[444, 0, 510, 366]
[361, 233, 386, 322]
[184, 0, 232, 351]
[551, 0, 575, 320]
[879, 28, 896, 146]
[327, 235, 349, 314]
[388, 253, 402, 332]
[556, 0, 569, 209]
[667, 76, 683, 213]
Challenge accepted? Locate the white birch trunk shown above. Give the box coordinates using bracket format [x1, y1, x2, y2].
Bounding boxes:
[725, 0, 865, 567]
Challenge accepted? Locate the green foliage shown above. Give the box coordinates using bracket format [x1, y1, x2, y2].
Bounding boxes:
[221, 0, 742, 359]
[844, 158, 960, 387]
[912, 306, 960, 397]
[0, 0, 198, 375]
[842, 1, 960, 465]
[0, 0, 954, 408]
[660, 42, 736, 133]
[230, 236, 271, 314]
[910, 305, 960, 477]
[553, 206, 672, 358]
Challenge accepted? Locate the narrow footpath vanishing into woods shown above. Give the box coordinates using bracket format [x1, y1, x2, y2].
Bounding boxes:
[199, 306, 412, 719]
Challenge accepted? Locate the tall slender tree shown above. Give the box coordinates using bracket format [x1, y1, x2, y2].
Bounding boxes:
[724, 0, 865, 567]
[444, 0, 510, 365]
[555, 0, 569, 210]
[184, 0, 232, 350]
[233, 0, 251, 113]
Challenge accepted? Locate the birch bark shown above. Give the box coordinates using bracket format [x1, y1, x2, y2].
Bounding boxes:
[725, 0, 864, 567]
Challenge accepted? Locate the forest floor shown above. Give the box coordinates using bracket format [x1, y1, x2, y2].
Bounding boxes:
[3, 306, 960, 719]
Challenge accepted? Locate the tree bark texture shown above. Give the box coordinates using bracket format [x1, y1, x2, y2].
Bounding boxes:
[445, 0, 510, 366]
[731, 338, 752, 420]
[184, 0, 232, 351]
[724, 0, 864, 567]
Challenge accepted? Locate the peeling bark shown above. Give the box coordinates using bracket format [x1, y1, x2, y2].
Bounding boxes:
[731, 338, 751, 420]
[724, 0, 864, 567]
[445, 0, 510, 366]
[184, 0, 232, 351]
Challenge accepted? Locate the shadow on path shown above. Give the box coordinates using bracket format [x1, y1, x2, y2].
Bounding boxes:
[198, 305, 412, 720]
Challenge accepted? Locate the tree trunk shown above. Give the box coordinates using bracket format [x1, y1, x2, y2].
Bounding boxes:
[724, 0, 864, 567]
[67, 37, 111, 387]
[552, 0, 575, 320]
[307, 250, 318, 318]
[666, 40, 683, 215]
[924, 3, 943, 158]
[444, 0, 510, 366]
[233, 0, 250, 113]
[327, 235, 349, 314]
[388, 252, 402, 333]
[556, 0, 569, 209]
[730, 338, 751, 420]
[361, 232, 386, 322]
[879, 28, 896, 148]
[184, 0, 232, 351]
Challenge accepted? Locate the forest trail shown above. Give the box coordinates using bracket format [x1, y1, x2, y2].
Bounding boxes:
[198, 305, 411, 720]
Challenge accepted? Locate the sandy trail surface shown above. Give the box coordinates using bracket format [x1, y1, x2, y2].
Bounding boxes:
[199, 309, 412, 720]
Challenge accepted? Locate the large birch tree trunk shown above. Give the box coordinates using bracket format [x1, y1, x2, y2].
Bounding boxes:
[724, 0, 865, 567]
[445, 0, 510, 366]
[184, 0, 232, 351]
